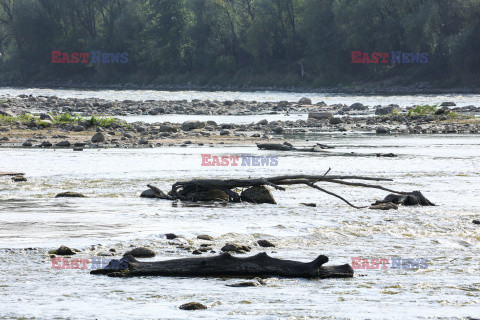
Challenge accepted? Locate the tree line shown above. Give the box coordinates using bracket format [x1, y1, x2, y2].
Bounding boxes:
[0, 0, 479, 87]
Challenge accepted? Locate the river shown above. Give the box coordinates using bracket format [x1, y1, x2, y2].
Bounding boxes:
[0, 89, 479, 319]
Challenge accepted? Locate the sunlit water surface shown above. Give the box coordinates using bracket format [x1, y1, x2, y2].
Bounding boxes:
[1, 133, 479, 319]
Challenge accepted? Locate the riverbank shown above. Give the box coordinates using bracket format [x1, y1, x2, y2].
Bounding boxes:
[1, 96, 479, 149]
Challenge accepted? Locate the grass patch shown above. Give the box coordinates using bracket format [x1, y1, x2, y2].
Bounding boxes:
[52, 113, 83, 124]
[0, 113, 33, 124]
[406, 104, 472, 120]
[88, 116, 117, 127]
[407, 105, 437, 117]
[53, 113, 121, 128]
[1, 112, 122, 128]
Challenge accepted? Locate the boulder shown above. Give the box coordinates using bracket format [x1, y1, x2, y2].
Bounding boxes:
[55, 192, 86, 198]
[123, 247, 156, 258]
[375, 105, 396, 115]
[350, 103, 368, 110]
[219, 129, 231, 136]
[55, 141, 71, 147]
[272, 126, 284, 134]
[11, 176, 27, 182]
[52, 245, 76, 256]
[179, 302, 207, 310]
[435, 106, 450, 115]
[91, 132, 105, 143]
[257, 240, 275, 247]
[140, 189, 157, 198]
[221, 243, 251, 253]
[329, 117, 344, 125]
[181, 121, 205, 131]
[197, 235, 214, 241]
[308, 112, 334, 120]
[298, 97, 312, 105]
[241, 186, 276, 204]
[376, 126, 390, 134]
[159, 125, 177, 133]
[41, 141, 52, 147]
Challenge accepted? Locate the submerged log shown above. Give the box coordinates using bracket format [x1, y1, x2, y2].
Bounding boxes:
[91, 252, 354, 279]
[0, 172, 25, 177]
[257, 142, 396, 157]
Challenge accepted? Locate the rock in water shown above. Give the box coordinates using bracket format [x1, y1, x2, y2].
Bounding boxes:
[165, 233, 178, 240]
[11, 176, 27, 182]
[123, 247, 156, 258]
[181, 121, 205, 131]
[376, 126, 390, 134]
[221, 243, 251, 253]
[91, 132, 105, 143]
[375, 106, 396, 115]
[140, 189, 157, 198]
[52, 245, 76, 256]
[257, 240, 275, 247]
[308, 112, 334, 120]
[329, 117, 344, 125]
[179, 302, 207, 310]
[300, 203, 316, 207]
[55, 141, 71, 147]
[241, 186, 276, 204]
[298, 97, 312, 105]
[197, 235, 214, 241]
[55, 192, 86, 198]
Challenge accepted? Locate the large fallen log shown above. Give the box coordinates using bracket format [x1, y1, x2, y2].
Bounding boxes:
[142, 170, 434, 209]
[91, 252, 354, 279]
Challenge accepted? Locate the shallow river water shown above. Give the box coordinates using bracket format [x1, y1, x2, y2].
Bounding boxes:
[1, 130, 479, 319]
[1, 87, 480, 107]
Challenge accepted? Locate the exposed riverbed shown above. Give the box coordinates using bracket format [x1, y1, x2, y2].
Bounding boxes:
[1, 88, 480, 319]
[1, 128, 479, 319]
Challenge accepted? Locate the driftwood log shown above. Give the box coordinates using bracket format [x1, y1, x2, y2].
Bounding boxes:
[0, 172, 25, 177]
[142, 170, 434, 209]
[91, 252, 354, 279]
[257, 143, 396, 157]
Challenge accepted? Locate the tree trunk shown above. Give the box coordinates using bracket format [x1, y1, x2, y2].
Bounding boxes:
[91, 252, 354, 279]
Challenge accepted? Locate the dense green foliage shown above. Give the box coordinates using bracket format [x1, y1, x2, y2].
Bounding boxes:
[1, 0, 479, 87]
